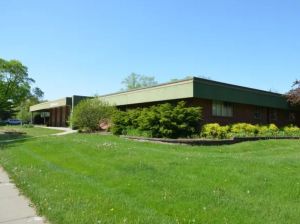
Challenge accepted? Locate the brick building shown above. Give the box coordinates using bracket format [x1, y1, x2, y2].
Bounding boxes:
[100, 77, 300, 127]
[30, 77, 300, 127]
[30, 95, 90, 127]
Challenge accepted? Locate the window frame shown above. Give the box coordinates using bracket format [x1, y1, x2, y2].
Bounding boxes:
[212, 101, 233, 117]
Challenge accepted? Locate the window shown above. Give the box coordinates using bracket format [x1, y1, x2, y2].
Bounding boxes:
[212, 101, 233, 117]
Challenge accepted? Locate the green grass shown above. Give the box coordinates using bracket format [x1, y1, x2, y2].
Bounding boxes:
[0, 132, 300, 224]
[0, 126, 62, 141]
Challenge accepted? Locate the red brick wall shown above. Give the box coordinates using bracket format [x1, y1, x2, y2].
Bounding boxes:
[48, 106, 71, 127]
[118, 97, 299, 127]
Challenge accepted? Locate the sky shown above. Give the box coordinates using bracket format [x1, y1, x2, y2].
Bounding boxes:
[1, 0, 299, 100]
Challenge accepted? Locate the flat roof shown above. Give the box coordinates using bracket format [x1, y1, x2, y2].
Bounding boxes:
[30, 97, 71, 112]
[30, 95, 91, 112]
[99, 77, 290, 109]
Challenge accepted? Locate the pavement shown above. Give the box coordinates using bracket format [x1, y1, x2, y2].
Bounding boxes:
[0, 167, 47, 224]
[34, 126, 78, 136]
[0, 126, 77, 224]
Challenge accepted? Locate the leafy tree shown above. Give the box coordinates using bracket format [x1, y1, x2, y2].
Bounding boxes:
[286, 80, 300, 106]
[16, 87, 45, 123]
[121, 73, 158, 90]
[0, 58, 35, 119]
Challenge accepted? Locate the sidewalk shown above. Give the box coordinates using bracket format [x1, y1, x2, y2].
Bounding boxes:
[35, 126, 78, 136]
[0, 167, 47, 224]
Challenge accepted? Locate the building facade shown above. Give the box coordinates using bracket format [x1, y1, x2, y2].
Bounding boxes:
[30, 77, 300, 127]
[100, 77, 300, 127]
[30, 95, 90, 127]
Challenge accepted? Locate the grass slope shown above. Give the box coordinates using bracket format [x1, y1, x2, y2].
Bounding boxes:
[0, 133, 299, 224]
[0, 126, 62, 141]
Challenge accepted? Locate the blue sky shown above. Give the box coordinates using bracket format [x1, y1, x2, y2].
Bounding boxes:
[1, 0, 299, 100]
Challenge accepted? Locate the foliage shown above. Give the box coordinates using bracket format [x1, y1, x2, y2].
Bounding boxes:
[200, 123, 300, 139]
[112, 101, 202, 138]
[0, 58, 37, 119]
[70, 98, 116, 132]
[16, 88, 45, 124]
[286, 79, 300, 106]
[121, 73, 158, 90]
[283, 125, 300, 136]
[230, 123, 259, 137]
[201, 123, 230, 139]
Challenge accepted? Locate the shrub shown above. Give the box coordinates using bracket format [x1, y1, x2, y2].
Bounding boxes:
[258, 124, 279, 136]
[230, 123, 259, 137]
[111, 110, 129, 135]
[201, 123, 230, 139]
[111, 101, 202, 138]
[200, 122, 298, 139]
[70, 98, 115, 132]
[283, 125, 300, 136]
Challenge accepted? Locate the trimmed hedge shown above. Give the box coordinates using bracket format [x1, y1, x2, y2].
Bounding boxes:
[112, 101, 202, 138]
[201, 123, 300, 139]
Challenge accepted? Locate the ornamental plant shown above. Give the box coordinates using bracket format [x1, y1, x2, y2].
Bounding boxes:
[70, 98, 116, 132]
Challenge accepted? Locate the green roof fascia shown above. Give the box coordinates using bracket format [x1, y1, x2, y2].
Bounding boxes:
[193, 77, 290, 109]
[30, 97, 72, 112]
[99, 79, 194, 106]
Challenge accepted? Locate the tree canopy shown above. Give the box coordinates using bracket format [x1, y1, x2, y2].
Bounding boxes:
[286, 80, 300, 106]
[0, 58, 39, 119]
[121, 73, 158, 90]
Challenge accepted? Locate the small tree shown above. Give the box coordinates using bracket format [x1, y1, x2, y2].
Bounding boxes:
[16, 87, 44, 124]
[286, 80, 300, 106]
[121, 73, 158, 90]
[70, 98, 115, 132]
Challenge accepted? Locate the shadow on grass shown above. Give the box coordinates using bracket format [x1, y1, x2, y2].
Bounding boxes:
[0, 130, 44, 151]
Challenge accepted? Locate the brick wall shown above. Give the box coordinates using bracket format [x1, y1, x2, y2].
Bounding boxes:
[118, 97, 300, 127]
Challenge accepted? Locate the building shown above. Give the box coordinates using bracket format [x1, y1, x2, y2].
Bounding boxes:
[30, 95, 91, 127]
[30, 77, 300, 127]
[99, 77, 300, 127]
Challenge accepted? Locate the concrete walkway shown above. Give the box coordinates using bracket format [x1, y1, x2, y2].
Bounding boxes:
[35, 126, 78, 136]
[0, 167, 47, 224]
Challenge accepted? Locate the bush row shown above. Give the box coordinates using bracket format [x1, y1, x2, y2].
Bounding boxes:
[112, 101, 202, 138]
[201, 123, 300, 139]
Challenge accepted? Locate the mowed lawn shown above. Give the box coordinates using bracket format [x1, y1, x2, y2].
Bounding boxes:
[0, 126, 62, 141]
[0, 132, 299, 224]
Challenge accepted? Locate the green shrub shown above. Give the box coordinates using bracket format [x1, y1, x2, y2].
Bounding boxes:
[200, 122, 297, 139]
[201, 123, 230, 139]
[112, 101, 202, 138]
[230, 123, 259, 137]
[258, 124, 279, 136]
[70, 98, 115, 132]
[283, 125, 300, 136]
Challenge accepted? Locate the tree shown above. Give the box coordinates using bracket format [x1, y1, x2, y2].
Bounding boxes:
[286, 80, 300, 106]
[170, 75, 211, 82]
[16, 87, 45, 123]
[121, 73, 158, 90]
[0, 58, 35, 119]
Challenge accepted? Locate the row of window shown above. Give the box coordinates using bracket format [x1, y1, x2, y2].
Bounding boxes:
[211, 101, 296, 122]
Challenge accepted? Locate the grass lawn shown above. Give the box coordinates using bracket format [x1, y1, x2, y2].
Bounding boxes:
[0, 126, 63, 141]
[0, 132, 299, 224]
